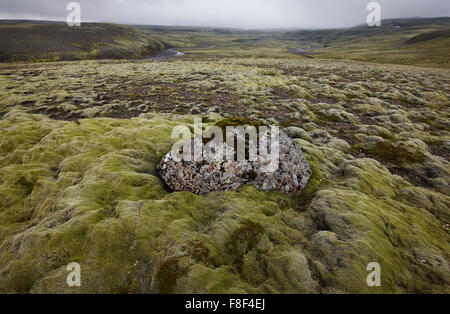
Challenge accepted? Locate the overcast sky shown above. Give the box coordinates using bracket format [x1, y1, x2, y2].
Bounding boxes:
[0, 0, 449, 29]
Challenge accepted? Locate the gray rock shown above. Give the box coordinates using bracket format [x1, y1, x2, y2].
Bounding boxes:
[156, 130, 312, 196]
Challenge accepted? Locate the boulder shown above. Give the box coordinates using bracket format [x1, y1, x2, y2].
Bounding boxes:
[156, 129, 312, 196]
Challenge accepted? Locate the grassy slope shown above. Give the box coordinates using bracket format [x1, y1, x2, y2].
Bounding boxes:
[0, 20, 166, 62]
[283, 18, 450, 68]
[137, 18, 450, 68]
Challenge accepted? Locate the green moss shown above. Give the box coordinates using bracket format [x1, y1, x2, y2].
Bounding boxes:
[280, 119, 301, 128]
[215, 116, 265, 132]
[183, 240, 212, 266]
[357, 140, 426, 165]
[345, 93, 359, 100]
[295, 160, 324, 211]
[315, 111, 341, 123]
[177, 264, 247, 294]
[225, 219, 265, 273]
[0, 44, 449, 294]
[155, 256, 188, 294]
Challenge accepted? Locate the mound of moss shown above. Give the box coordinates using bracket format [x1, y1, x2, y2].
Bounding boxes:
[0, 45, 449, 294]
[0, 111, 448, 294]
[215, 116, 265, 131]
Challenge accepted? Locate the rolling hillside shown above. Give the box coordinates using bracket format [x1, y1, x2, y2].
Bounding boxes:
[283, 17, 450, 67]
[0, 20, 167, 62]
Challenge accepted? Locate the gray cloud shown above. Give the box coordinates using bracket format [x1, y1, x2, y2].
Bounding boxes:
[0, 0, 449, 29]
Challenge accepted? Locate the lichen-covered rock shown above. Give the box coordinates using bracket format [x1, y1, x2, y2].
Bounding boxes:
[156, 130, 312, 196]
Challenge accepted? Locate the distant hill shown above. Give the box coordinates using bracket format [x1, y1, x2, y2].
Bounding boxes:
[0, 20, 167, 62]
[1, 18, 448, 67]
[283, 17, 450, 68]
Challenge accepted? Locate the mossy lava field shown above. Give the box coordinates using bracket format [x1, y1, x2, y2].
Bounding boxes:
[0, 53, 449, 293]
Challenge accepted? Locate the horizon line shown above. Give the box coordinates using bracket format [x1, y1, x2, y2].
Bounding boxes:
[0, 16, 449, 31]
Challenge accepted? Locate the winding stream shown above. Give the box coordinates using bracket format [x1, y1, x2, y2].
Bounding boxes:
[147, 48, 185, 60]
[146, 44, 219, 60]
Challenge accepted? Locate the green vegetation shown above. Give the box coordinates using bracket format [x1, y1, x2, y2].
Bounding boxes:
[225, 220, 265, 274]
[354, 140, 426, 166]
[0, 17, 449, 294]
[2, 17, 449, 67]
[0, 21, 166, 62]
[215, 117, 265, 131]
[283, 17, 450, 68]
[156, 256, 188, 294]
[136, 17, 450, 68]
